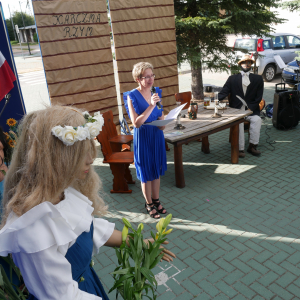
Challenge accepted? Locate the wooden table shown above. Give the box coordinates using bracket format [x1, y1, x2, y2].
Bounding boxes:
[164, 105, 253, 188]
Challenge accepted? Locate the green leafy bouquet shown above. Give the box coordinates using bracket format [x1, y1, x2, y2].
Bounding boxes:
[110, 215, 173, 300]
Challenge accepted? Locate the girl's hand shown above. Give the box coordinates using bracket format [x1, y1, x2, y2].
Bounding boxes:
[150, 93, 161, 107]
[158, 126, 165, 131]
[144, 239, 176, 262]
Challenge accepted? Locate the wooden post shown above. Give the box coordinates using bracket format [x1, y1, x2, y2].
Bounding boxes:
[201, 136, 210, 153]
[230, 123, 239, 164]
[174, 144, 185, 188]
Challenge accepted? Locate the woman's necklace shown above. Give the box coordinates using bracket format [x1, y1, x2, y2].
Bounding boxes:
[138, 88, 151, 104]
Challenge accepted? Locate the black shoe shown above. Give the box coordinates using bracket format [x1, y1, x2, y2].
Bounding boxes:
[145, 203, 160, 219]
[152, 198, 167, 214]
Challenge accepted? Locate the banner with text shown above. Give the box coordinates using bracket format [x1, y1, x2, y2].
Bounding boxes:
[32, 0, 119, 120]
[110, 0, 178, 120]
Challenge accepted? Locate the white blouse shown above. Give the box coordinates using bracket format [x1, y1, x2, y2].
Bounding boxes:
[0, 187, 115, 300]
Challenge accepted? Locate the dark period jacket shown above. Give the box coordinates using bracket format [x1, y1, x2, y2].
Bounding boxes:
[218, 73, 264, 116]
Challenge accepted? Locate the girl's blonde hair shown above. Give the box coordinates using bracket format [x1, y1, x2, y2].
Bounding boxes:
[132, 62, 154, 82]
[1, 106, 107, 227]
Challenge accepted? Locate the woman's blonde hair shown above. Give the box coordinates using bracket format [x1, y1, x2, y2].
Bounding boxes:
[1, 106, 107, 227]
[132, 62, 154, 82]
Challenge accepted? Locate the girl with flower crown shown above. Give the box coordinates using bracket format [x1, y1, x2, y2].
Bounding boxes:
[0, 106, 174, 300]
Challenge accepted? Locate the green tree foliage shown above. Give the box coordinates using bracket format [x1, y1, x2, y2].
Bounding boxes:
[281, 0, 300, 11]
[5, 11, 35, 42]
[174, 0, 285, 99]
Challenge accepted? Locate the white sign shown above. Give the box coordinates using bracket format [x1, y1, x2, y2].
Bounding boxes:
[15, 25, 19, 34]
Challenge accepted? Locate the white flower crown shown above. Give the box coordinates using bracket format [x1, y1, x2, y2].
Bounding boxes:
[51, 111, 104, 146]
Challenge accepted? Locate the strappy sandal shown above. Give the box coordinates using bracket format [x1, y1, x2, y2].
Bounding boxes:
[152, 198, 167, 214]
[145, 203, 160, 219]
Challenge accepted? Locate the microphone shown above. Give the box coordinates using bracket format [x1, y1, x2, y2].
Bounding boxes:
[151, 86, 161, 109]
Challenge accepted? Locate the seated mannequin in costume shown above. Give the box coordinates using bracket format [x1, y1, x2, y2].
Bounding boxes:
[0, 106, 175, 300]
[218, 54, 264, 157]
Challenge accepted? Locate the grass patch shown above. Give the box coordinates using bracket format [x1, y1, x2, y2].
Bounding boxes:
[11, 41, 38, 46]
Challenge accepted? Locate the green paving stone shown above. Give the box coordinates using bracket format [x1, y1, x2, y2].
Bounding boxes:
[238, 250, 257, 262]
[197, 279, 220, 297]
[213, 295, 230, 300]
[181, 279, 202, 296]
[171, 259, 188, 271]
[263, 260, 286, 275]
[166, 278, 186, 295]
[231, 259, 252, 273]
[269, 283, 294, 300]
[175, 267, 196, 283]
[287, 251, 300, 264]
[206, 269, 228, 284]
[258, 271, 279, 287]
[192, 292, 211, 300]
[223, 269, 244, 285]
[173, 291, 194, 300]
[240, 270, 261, 285]
[190, 268, 211, 284]
[157, 290, 176, 300]
[275, 272, 297, 288]
[156, 283, 168, 294]
[287, 283, 300, 297]
[280, 261, 300, 276]
[199, 258, 219, 272]
[232, 295, 247, 300]
[254, 250, 274, 263]
[192, 248, 211, 260]
[177, 247, 197, 260]
[246, 259, 269, 275]
[215, 258, 235, 273]
[186, 238, 204, 251]
[165, 266, 182, 278]
[185, 257, 203, 271]
[229, 240, 249, 252]
[223, 249, 242, 262]
[215, 281, 238, 298]
[270, 251, 290, 264]
[207, 249, 226, 261]
[215, 239, 234, 251]
[233, 282, 256, 299]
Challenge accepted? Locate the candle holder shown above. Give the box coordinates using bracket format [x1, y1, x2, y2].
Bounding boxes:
[211, 100, 226, 118]
[174, 101, 185, 130]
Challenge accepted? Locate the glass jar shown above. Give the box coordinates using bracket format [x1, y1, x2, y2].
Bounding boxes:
[188, 102, 198, 120]
[204, 97, 211, 107]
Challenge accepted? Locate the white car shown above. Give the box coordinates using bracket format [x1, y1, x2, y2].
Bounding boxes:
[233, 33, 300, 82]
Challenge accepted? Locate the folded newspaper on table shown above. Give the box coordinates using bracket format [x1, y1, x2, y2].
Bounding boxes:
[146, 103, 186, 126]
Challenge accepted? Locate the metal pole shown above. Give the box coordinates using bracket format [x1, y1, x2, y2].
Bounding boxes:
[8, 5, 18, 41]
[19, 1, 31, 55]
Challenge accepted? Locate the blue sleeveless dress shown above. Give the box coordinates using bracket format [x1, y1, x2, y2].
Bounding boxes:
[123, 87, 167, 183]
[28, 223, 109, 300]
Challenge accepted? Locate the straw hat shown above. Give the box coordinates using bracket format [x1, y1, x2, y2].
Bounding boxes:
[238, 54, 255, 66]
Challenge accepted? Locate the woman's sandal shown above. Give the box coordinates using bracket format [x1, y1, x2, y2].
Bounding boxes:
[145, 203, 160, 219]
[152, 198, 167, 214]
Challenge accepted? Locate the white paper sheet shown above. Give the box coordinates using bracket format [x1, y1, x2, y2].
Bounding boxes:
[165, 103, 187, 120]
[146, 103, 186, 127]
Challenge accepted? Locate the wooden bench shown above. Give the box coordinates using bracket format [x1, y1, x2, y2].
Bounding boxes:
[97, 111, 135, 193]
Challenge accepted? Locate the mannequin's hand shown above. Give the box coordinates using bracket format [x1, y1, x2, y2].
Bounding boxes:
[144, 239, 176, 262]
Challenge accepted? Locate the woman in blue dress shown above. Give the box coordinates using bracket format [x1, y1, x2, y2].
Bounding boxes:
[123, 62, 167, 219]
[0, 106, 174, 299]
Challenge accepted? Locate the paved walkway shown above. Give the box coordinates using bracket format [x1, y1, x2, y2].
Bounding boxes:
[93, 67, 300, 299]
[14, 55, 300, 299]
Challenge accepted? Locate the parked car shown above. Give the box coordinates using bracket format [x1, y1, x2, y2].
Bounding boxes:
[233, 33, 300, 82]
[282, 60, 300, 86]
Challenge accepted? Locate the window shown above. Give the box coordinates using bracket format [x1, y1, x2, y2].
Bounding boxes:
[234, 39, 257, 51]
[286, 35, 300, 48]
[263, 40, 271, 50]
[272, 36, 286, 50]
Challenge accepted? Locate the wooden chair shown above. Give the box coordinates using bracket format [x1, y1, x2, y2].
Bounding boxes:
[102, 110, 133, 152]
[97, 111, 135, 193]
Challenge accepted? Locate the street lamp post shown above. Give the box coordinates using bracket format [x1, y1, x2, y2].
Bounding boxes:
[19, 1, 31, 55]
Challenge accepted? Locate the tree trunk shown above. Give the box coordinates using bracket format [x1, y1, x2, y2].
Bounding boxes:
[191, 61, 204, 100]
